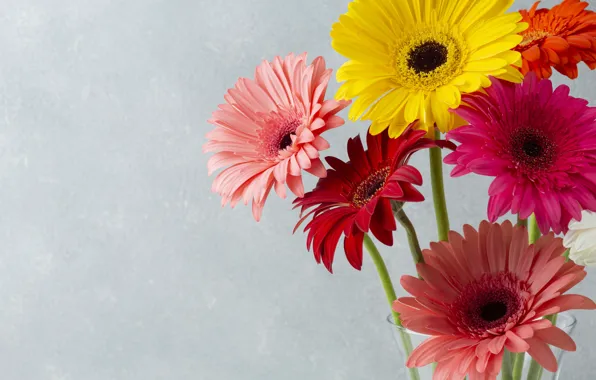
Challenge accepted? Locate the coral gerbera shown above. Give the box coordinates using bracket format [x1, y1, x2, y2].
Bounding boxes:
[394, 221, 596, 379]
[293, 126, 449, 272]
[204, 53, 350, 221]
[515, 0, 596, 80]
[330, 0, 527, 137]
[445, 73, 596, 235]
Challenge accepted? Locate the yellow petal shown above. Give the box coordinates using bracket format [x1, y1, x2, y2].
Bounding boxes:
[347, 79, 394, 120]
[468, 35, 523, 61]
[418, 94, 432, 128]
[494, 65, 524, 83]
[388, 120, 410, 138]
[370, 120, 389, 135]
[464, 58, 508, 72]
[458, 0, 516, 33]
[466, 16, 519, 49]
[493, 50, 522, 66]
[337, 61, 393, 82]
[430, 92, 452, 133]
[452, 73, 483, 93]
[404, 92, 422, 123]
[436, 84, 462, 108]
[364, 87, 409, 121]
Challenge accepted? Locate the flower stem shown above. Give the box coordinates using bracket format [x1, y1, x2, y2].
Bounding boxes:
[517, 215, 528, 228]
[526, 359, 543, 380]
[362, 234, 420, 380]
[391, 202, 424, 266]
[528, 214, 541, 244]
[502, 350, 514, 380]
[430, 130, 450, 241]
[512, 353, 525, 380]
[526, 214, 545, 380]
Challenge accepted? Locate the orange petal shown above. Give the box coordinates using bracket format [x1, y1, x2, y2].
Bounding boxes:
[542, 36, 569, 52]
[522, 45, 541, 62]
[568, 35, 592, 49]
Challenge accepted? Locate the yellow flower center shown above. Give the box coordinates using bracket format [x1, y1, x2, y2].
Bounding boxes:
[393, 25, 468, 93]
[518, 30, 551, 47]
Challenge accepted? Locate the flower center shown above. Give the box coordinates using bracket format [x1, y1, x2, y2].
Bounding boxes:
[393, 25, 467, 92]
[450, 272, 528, 337]
[257, 110, 303, 159]
[517, 30, 551, 48]
[480, 301, 508, 322]
[351, 167, 391, 208]
[407, 41, 449, 74]
[279, 132, 295, 151]
[510, 128, 556, 171]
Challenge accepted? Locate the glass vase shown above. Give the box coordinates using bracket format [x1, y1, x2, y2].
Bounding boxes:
[387, 312, 577, 380]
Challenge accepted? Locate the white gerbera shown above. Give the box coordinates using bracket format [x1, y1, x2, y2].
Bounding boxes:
[564, 211, 596, 266]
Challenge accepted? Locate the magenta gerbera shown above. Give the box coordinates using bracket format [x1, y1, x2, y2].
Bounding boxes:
[293, 126, 449, 272]
[204, 53, 350, 221]
[445, 73, 596, 234]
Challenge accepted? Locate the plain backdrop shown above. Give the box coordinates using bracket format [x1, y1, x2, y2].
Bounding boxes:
[0, 0, 594, 379]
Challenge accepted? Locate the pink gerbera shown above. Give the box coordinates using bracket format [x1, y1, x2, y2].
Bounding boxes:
[204, 53, 350, 221]
[394, 221, 596, 380]
[445, 73, 596, 234]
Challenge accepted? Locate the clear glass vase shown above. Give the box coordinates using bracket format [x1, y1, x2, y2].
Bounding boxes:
[387, 313, 577, 380]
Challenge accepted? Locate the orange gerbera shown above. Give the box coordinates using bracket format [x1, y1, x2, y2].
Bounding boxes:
[515, 0, 596, 79]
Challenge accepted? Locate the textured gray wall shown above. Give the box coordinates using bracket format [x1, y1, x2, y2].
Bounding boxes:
[0, 0, 594, 379]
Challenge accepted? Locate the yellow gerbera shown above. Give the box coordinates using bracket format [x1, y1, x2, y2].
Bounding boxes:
[331, 0, 528, 137]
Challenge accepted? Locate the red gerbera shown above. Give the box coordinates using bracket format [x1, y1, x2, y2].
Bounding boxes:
[293, 126, 451, 272]
[515, 0, 596, 79]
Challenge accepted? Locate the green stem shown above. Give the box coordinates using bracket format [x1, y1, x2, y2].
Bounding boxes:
[512, 353, 525, 380]
[526, 214, 546, 380]
[528, 214, 541, 244]
[363, 234, 400, 325]
[502, 350, 514, 380]
[363, 234, 420, 380]
[517, 215, 528, 228]
[392, 203, 424, 266]
[430, 130, 450, 242]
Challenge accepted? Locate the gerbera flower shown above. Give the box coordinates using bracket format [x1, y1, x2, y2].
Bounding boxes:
[394, 221, 596, 379]
[330, 0, 526, 136]
[515, 0, 596, 79]
[564, 210, 596, 266]
[293, 126, 449, 272]
[445, 73, 596, 235]
[204, 53, 350, 221]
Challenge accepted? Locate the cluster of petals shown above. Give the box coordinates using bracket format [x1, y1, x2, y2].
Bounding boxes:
[516, 0, 596, 79]
[394, 221, 596, 380]
[445, 73, 596, 234]
[293, 126, 451, 272]
[204, 53, 349, 221]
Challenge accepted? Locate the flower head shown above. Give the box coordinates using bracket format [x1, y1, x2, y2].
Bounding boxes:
[331, 0, 526, 136]
[515, 0, 596, 79]
[293, 126, 448, 272]
[204, 53, 350, 221]
[445, 73, 596, 234]
[564, 210, 596, 266]
[394, 221, 596, 379]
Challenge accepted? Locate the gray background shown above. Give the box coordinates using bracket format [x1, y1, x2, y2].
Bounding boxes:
[0, 0, 593, 379]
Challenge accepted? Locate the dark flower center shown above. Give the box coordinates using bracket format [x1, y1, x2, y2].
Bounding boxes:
[351, 167, 391, 208]
[450, 273, 528, 337]
[407, 41, 448, 74]
[279, 133, 295, 151]
[480, 301, 508, 322]
[510, 128, 556, 171]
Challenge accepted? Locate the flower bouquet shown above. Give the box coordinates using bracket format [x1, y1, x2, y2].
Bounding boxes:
[204, 0, 596, 378]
